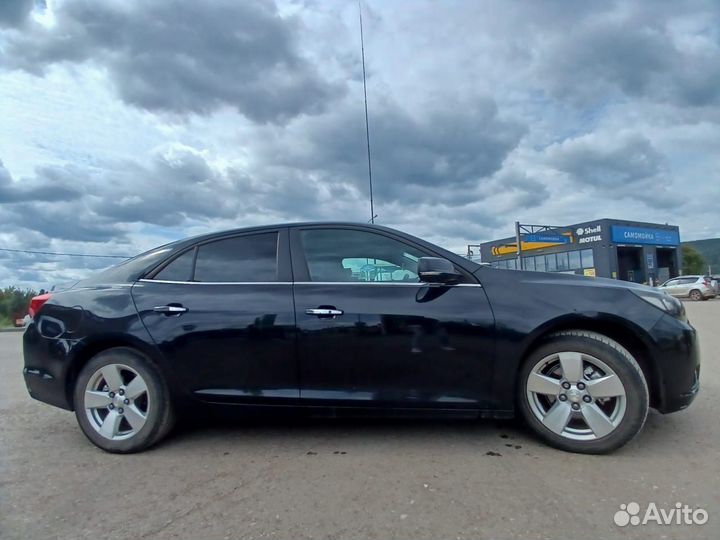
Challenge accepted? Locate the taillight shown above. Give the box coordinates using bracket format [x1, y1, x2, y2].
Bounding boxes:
[703, 278, 712, 286]
[28, 293, 52, 318]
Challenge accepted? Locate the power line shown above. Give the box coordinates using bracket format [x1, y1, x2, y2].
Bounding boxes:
[358, 0, 375, 224]
[0, 247, 132, 259]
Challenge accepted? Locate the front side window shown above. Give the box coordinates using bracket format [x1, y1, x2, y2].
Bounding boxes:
[300, 229, 431, 282]
[193, 233, 278, 282]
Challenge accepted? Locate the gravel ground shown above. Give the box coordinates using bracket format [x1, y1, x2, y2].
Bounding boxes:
[1, 301, 719, 540]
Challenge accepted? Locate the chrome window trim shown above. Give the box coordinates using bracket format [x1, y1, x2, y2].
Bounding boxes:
[295, 282, 482, 287]
[139, 278, 481, 287]
[138, 279, 290, 285]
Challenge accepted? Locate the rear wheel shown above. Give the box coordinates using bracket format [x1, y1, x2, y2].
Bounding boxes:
[518, 330, 648, 454]
[689, 289, 703, 301]
[73, 347, 175, 453]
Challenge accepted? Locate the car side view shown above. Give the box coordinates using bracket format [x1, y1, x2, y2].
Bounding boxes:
[657, 275, 717, 301]
[23, 223, 700, 454]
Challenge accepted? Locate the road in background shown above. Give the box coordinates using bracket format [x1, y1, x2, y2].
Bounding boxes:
[1, 301, 719, 539]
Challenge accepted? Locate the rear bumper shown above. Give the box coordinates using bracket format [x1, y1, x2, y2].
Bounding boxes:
[23, 366, 72, 410]
[22, 324, 73, 410]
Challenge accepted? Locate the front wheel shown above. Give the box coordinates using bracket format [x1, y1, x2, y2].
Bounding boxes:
[73, 347, 175, 453]
[518, 330, 648, 454]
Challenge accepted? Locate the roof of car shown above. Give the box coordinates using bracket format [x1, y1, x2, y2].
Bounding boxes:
[174, 222, 418, 246]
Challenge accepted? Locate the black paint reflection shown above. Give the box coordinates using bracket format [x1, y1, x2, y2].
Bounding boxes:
[295, 283, 495, 408]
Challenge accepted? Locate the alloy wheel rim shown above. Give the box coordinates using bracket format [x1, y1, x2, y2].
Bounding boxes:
[84, 363, 150, 441]
[526, 351, 627, 441]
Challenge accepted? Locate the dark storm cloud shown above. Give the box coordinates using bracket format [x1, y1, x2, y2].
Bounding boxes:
[0, 159, 82, 202]
[0, 0, 344, 122]
[261, 98, 527, 207]
[547, 133, 663, 188]
[546, 132, 675, 209]
[0, 0, 34, 28]
[0, 147, 245, 242]
[3, 202, 121, 242]
[91, 147, 242, 227]
[536, 2, 720, 108]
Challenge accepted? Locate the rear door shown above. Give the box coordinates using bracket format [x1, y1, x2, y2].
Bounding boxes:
[676, 277, 696, 296]
[290, 226, 496, 410]
[132, 229, 298, 404]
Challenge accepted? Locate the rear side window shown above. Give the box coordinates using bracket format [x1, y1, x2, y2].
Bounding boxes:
[154, 249, 196, 281]
[194, 233, 278, 282]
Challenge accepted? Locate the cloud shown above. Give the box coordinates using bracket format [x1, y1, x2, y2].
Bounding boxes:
[252, 97, 526, 207]
[0, 0, 345, 122]
[0, 0, 35, 28]
[546, 131, 676, 208]
[547, 132, 663, 187]
[0, 159, 83, 202]
[535, 2, 720, 109]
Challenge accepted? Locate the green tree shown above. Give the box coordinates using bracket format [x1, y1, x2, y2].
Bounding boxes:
[0, 287, 38, 327]
[682, 245, 707, 275]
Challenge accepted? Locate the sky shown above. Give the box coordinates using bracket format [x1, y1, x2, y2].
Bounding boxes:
[1, 0, 719, 289]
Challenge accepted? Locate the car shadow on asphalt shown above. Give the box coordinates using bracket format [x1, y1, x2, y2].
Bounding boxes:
[153, 406, 694, 458]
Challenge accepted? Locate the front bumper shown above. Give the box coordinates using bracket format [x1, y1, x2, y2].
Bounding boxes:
[650, 314, 700, 414]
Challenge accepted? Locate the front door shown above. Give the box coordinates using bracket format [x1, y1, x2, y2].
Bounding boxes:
[132, 229, 298, 403]
[290, 226, 495, 409]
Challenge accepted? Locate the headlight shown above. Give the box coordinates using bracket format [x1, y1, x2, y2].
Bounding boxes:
[631, 289, 686, 320]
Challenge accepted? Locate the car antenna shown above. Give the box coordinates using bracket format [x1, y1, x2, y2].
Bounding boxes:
[358, 0, 375, 223]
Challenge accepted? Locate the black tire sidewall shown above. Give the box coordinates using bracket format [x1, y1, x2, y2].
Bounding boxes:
[73, 347, 169, 453]
[518, 333, 648, 454]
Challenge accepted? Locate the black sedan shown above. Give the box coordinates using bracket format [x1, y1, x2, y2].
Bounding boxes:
[23, 223, 700, 453]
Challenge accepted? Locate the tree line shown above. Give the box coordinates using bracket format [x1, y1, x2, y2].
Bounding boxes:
[0, 287, 39, 327]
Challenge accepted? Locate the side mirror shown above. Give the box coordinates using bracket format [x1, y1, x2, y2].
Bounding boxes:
[418, 257, 462, 284]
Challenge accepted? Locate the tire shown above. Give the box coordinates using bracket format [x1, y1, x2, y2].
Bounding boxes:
[689, 289, 702, 301]
[73, 347, 175, 453]
[518, 330, 648, 454]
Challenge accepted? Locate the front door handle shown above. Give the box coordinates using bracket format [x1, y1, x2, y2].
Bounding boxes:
[153, 305, 188, 315]
[306, 307, 344, 317]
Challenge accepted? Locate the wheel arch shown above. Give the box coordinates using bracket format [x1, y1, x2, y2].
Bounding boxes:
[518, 314, 664, 409]
[65, 335, 165, 411]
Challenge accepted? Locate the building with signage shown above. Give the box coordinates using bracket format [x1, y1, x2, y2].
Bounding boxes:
[478, 219, 681, 284]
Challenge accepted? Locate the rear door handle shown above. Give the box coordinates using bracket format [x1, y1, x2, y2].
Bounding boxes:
[153, 305, 188, 315]
[306, 308, 344, 317]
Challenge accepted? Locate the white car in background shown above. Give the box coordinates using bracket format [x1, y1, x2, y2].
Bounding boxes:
[657, 275, 717, 301]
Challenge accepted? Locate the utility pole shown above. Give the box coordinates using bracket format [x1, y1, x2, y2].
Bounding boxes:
[515, 221, 522, 270]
